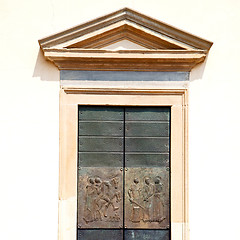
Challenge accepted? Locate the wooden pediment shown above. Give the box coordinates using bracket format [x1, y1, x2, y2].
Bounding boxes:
[39, 8, 212, 71]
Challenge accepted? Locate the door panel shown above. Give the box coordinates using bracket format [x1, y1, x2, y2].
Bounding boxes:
[79, 137, 123, 152]
[79, 106, 124, 120]
[125, 122, 169, 137]
[78, 107, 124, 230]
[79, 121, 123, 136]
[124, 229, 170, 240]
[125, 107, 170, 121]
[79, 152, 123, 167]
[124, 168, 169, 229]
[125, 137, 169, 152]
[78, 167, 123, 229]
[125, 153, 169, 167]
[78, 229, 123, 240]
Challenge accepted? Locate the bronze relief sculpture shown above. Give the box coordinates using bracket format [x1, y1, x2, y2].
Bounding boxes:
[125, 168, 169, 229]
[78, 168, 123, 228]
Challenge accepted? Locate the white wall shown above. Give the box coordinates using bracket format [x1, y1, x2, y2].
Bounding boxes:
[1, 0, 240, 239]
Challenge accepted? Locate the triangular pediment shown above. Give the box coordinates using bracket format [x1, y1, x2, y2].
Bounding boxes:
[39, 8, 212, 71]
[101, 39, 148, 50]
[63, 23, 190, 50]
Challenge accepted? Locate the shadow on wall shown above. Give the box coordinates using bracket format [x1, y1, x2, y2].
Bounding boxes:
[32, 48, 209, 83]
[32, 49, 59, 81]
[190, 54, 209, 82]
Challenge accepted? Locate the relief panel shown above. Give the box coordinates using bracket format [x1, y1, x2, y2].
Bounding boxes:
[78, 167, 123, 229]
[124, 168, 169, 229]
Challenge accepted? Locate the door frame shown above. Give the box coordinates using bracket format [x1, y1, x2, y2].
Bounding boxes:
[59, 87, 188, 240]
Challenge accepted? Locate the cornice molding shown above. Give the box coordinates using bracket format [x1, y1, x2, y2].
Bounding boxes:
[62, 87, 187, 95]
[39, 8, 213, 72]
[46, 49, 205, 71]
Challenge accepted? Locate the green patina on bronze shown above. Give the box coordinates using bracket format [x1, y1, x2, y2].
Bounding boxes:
[77, 106, 170, 239]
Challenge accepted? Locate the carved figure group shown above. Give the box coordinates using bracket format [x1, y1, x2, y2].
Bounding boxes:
[128, 176, 165, 223]
[83, 176, 121, 223]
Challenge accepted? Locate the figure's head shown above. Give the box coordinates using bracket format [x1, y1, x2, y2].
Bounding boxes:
[95, 177, 102, 184]
[133, 178, 139, 184]
[104, 181, 111, 187]
[89, 178, 95, 184]
[145, 177, 150, 185]
[111, 177, 119, 189]
[154, 177, 161, 184]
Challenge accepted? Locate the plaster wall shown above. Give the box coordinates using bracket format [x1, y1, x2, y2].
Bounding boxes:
[0, 1, 240, 240]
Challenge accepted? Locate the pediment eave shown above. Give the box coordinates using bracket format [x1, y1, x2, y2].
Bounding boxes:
[44, 48, 206, 71]
[39, 8, 212, 72]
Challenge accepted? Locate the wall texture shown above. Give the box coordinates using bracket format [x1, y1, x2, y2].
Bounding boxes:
[0, 0, 240, 240]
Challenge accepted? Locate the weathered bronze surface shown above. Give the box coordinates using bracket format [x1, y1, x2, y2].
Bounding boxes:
[79, 152, 123, 167]
[77, 106, 171, 239]
[125, 107, 170, 121]
[78, 229, 123, 240]
[78, 167, 123, 228]
[79, 137, 123, 152]
[79, 121, 123, 136]
[124, 168, 169, 229]
[125, 122, 169, 137]
[79, 106, 124, 121]
[125, 153, 169, 167]
[124, 229, 169, 240]
[125, 137, 169, 152]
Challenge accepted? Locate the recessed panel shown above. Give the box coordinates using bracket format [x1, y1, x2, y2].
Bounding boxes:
[125, 122, 169, 137]
[125, 138, 169, 152]
[126, 153, 169, 167]
[79, 153, 123, 167]
[79, 121, 123, 136]
[79, 137, 123, 152]
[78, 167, 123, 228]
[125, 107, 170, 121]
[79, 106, 124, 121]
[124, 229, 170, 240]
[125, 168, 169, 229]
[78, 229, 123, 240]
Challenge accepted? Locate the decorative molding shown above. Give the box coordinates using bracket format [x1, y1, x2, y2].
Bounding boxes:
[39, 8, 212, 72]
[62, 87, 187, 95]
[59, 88, 189, 240]
[44, 49, 206, 71]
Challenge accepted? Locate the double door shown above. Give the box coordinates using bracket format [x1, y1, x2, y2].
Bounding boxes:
[77, 106, 170, 240]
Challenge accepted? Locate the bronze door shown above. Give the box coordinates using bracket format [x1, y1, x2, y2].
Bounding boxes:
[77, 106, 170, 240]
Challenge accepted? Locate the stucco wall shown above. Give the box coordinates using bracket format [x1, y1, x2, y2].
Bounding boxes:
[1, 0, 240, 240]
